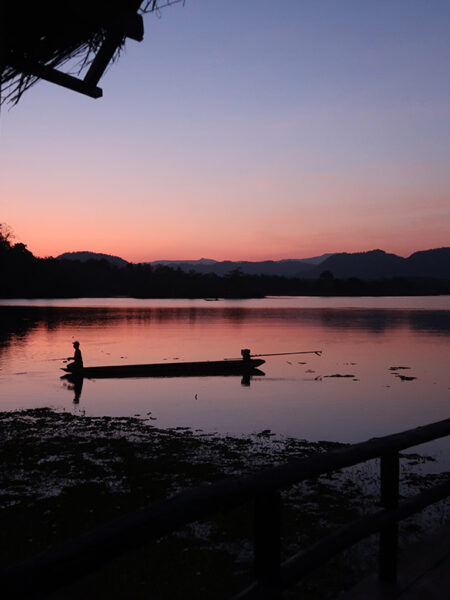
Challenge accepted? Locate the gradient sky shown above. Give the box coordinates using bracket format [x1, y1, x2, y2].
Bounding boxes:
[1, 0, 449, 262]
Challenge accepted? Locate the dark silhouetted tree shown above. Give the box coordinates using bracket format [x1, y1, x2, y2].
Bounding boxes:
[320, 270, 334, 280]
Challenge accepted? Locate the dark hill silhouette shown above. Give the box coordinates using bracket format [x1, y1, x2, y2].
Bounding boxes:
[54, 248, 450, 279]
[55, 252, 334, 276]
[293, 253, 335, 265]
[406, 248, 450, 278]
[148, 254, 333, 277]
[2, 224, 449, 298]
[309, 250, 405, 279]
[309, 248, 450, 279]
[148, 259, 313, 277]
[57, 252, 129, 268]
[1, 231, 449, 298]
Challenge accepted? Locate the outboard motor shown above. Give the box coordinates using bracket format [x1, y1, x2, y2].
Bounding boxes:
[241, 348, 251, 361]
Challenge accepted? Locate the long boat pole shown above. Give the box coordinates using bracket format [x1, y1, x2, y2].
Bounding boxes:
[250, 350, 322, 357]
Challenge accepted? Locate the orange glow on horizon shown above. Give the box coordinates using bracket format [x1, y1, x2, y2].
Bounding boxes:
[4, 174, 448, 262]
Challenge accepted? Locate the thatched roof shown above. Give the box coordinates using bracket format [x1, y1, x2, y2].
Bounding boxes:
[0, 1, 181, 105]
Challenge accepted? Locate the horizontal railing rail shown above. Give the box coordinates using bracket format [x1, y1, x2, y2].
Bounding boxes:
[2, 417, 450, 598]
[235, 477, 450, 599]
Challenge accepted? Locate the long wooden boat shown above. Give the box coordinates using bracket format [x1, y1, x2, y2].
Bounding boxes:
[61, 358, 265, 379]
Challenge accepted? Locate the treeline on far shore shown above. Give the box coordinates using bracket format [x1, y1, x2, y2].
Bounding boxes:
[1, 235, 449, 299]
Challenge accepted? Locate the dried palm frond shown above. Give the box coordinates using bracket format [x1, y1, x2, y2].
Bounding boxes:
[0, 0, 183, 105]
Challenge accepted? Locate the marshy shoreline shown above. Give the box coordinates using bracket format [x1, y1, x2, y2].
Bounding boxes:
[1, 408, 449, 598]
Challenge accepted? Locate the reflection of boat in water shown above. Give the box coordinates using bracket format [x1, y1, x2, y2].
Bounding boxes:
[61, 358, 265, 380]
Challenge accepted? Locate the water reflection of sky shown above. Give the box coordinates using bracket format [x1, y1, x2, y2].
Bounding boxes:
[0, 299, 449, 460]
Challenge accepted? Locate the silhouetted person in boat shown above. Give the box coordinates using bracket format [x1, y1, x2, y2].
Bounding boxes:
[67, 341, 83, 372]
[241, 348, 251, 362]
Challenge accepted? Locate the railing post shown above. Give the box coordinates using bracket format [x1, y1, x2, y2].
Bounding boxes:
[378, 451, 400, 583]
[254, 491, 282, 599]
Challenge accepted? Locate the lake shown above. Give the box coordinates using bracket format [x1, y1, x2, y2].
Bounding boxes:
[1, 296, 449, 456]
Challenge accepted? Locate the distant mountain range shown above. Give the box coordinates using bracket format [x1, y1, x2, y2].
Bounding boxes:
[56, 248, 450, 279]
[146, 254, 335, 277]
[309, 248, 450, 279]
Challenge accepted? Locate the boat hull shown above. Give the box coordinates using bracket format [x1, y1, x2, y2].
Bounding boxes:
[62, 358, 265, 379]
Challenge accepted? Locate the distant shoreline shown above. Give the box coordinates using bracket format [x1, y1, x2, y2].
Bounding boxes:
[2, 232, 449, 299]
[1, 295, 449, 311]
[1, 283, 450, 301]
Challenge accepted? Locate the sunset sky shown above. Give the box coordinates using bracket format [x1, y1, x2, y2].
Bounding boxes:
[1, 0, 449, 262]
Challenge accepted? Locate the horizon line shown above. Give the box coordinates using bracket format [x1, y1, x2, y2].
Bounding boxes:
[49, 247, 450, 264]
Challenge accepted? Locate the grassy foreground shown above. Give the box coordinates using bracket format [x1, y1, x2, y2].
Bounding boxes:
[0, 408, 447, 599]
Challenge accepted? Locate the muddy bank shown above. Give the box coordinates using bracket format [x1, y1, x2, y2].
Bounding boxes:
[0, 408, 448, 599]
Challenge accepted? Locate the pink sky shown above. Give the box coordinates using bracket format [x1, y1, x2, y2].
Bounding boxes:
[1, 1, 449, 262]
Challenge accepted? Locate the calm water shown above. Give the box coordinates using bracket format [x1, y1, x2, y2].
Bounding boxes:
[1, 297, 449, 452]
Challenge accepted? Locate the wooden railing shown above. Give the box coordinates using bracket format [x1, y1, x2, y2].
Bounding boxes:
[3, 417, 450, 598]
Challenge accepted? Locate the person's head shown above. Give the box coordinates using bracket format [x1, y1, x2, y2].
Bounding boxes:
[73, 341, 80, 348]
